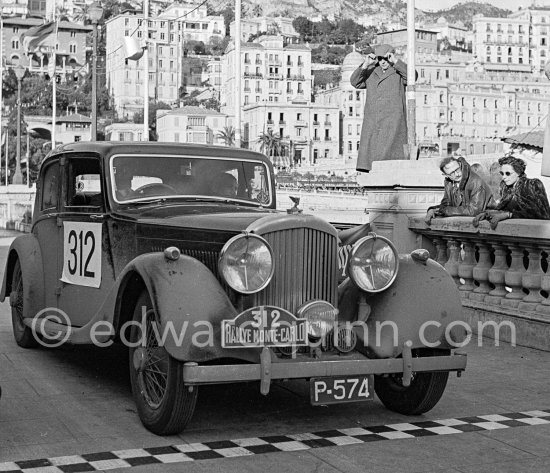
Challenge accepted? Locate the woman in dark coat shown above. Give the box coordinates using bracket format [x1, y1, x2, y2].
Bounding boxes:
[350, 44, 415, 172]
[473, 155, 550, 229]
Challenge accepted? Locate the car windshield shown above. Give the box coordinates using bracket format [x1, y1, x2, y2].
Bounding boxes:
[110, 154, 272, 206]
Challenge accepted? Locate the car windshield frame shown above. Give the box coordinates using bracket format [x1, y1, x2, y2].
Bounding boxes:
[108, 153, 273, 208]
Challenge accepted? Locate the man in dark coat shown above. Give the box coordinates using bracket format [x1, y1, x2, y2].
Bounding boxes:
[350, 44, 414, 172]
[425, 156, 496, 224]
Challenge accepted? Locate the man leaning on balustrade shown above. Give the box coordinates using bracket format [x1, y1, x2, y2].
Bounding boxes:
[473, 155, 550, 229]
[425, 156, 496, 225]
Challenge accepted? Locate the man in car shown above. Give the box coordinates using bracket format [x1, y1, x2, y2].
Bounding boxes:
[213, 172, 238, 198]
[425, 156, 495, 224]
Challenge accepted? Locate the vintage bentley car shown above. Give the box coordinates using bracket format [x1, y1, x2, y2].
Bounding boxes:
[1, 142, 467, 435]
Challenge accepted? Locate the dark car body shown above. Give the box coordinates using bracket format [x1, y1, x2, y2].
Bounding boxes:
[1, 142, 466, 434]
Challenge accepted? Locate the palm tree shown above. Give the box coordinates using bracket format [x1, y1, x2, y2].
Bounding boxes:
[216, 126, 235, 146]
[258, 130, 282, 159]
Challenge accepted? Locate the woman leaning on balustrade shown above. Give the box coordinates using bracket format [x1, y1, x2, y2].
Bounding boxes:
[473, 155, 550, 229]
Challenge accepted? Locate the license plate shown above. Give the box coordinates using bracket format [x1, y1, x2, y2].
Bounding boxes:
[310, 375, 374, 405]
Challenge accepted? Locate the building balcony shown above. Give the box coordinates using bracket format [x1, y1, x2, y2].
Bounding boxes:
[313, 121, 320, 126]
[286, 74, 306, 81]
[297, 62, 304, 67]
[267, 60, 282, 66]
[244, 72, 263, 78]
[244, 87, 251, 92]
[268, 73, 283, 80]
[286, 61, 293, 66]
[324, 121, 331, 126]
[267, 119, 274, 124]
[313, 136, 320, 141]
[269, 89, 282, 94]
[324, 137, 331, 141]
[295, 120, 307, 127]
[255, 88, 262, 93]
[279, 120, 286, 125]
[256, 59, 262, 65]
[244, 59, 251, 64]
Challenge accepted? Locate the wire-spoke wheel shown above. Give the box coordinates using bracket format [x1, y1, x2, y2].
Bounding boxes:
[128, 290, 198, 435]
[374, 348, 450, 415]
[10, 259, 38, 348]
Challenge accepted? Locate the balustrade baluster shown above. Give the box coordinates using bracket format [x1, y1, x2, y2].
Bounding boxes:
[444, 239, 461, 285]
[519, 246, 544, 311]
[486, 243, 508, 305]
[502, 244, 527, 308]
[432, 237, 448, 266]
[471, 242, 492, 302]
[458, 240, 475, 295]
[536, 249, 550, 315]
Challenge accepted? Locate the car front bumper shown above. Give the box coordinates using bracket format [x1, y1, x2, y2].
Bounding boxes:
[183, 342, 467, 395]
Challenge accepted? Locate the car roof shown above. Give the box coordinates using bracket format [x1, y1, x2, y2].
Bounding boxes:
[48, 141, 272, 164]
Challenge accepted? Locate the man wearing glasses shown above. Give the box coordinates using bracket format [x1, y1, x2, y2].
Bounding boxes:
[425, 156, 495, 225]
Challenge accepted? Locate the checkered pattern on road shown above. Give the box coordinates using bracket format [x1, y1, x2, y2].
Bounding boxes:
[1, 409, 549, 472]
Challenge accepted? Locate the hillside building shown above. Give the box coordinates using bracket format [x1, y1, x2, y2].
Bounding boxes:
[230, 17, 299, 42]
[105, 4, 224, 117]
[375, 28, 438, 56]
[156, 106, 229, 145]
[473, 8, 550, 72]
[1, 16, 90, 73]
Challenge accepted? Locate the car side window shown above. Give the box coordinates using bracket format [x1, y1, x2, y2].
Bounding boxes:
[40, 162, 60, 212]
[66, 158, 103, 211]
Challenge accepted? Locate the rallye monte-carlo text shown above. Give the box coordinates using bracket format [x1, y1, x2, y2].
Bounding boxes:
[1, 142, 467, 435]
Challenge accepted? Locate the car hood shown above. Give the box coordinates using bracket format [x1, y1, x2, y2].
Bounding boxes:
[115, 203, 337, 236]
[120, 204, 280, 233]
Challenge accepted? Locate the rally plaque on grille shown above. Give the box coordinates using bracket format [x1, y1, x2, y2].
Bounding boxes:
[222, 305, 308, 348]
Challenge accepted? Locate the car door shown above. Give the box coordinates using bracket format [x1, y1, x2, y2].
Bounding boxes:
[34, 158, 62, 310]
[56, 155, 115, 328]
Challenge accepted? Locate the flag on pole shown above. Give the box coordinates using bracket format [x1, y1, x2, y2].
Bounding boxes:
[20, 21, 56, 53]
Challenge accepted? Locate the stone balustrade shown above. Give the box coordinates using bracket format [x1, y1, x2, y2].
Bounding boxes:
[409, 216, 550, 351]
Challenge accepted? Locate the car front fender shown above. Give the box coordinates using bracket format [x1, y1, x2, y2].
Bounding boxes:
[116, 252, 260, 363]
[340, 255, 466, 358]
[0, 235, 45, 321]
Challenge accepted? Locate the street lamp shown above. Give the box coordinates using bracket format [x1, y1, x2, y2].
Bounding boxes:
[13, 65, 26, 185]
[89, 1, 104, 141]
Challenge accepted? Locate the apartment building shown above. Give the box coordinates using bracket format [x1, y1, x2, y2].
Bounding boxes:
[1, 16, 90, 72]
[244, 101, 339, 164]
[423, 17, 469, 49]
[375, 28, 438, 56]
[105, 4, 224, 117]
[156, 106, 229, 145]
[229, 16, 299, 42]
[472, 8, 550, 71]
[221, 35, 312, 116]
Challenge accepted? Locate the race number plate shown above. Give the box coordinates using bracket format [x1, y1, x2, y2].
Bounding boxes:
[60, 222, 102, 288]
[222, 305, 307, 348]
[310, 375, 374, 405]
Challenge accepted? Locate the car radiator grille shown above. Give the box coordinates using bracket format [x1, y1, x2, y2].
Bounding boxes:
[252, 228, 338, 314]
[157, 228, 338, 314]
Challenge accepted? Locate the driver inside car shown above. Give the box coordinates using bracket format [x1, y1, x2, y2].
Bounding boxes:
[212, 172, 238, 198]
[114, 165, 137, 201]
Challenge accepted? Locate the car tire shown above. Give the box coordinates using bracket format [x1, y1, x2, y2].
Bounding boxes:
[128, 290, 198, 435]
[11, 259, 38, 348]
[374, 348, 450, 415]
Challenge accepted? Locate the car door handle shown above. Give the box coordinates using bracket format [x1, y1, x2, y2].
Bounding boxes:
[89, 214, 105, 221]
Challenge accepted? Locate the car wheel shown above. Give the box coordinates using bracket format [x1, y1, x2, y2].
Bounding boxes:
[374, 348, 450, 415]
[11, 259, 38, 348]
[128, 290, 198, 435]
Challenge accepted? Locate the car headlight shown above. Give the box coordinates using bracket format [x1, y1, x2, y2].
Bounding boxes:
[218, 233, 274, 294]
[348, 235, 399, 292]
